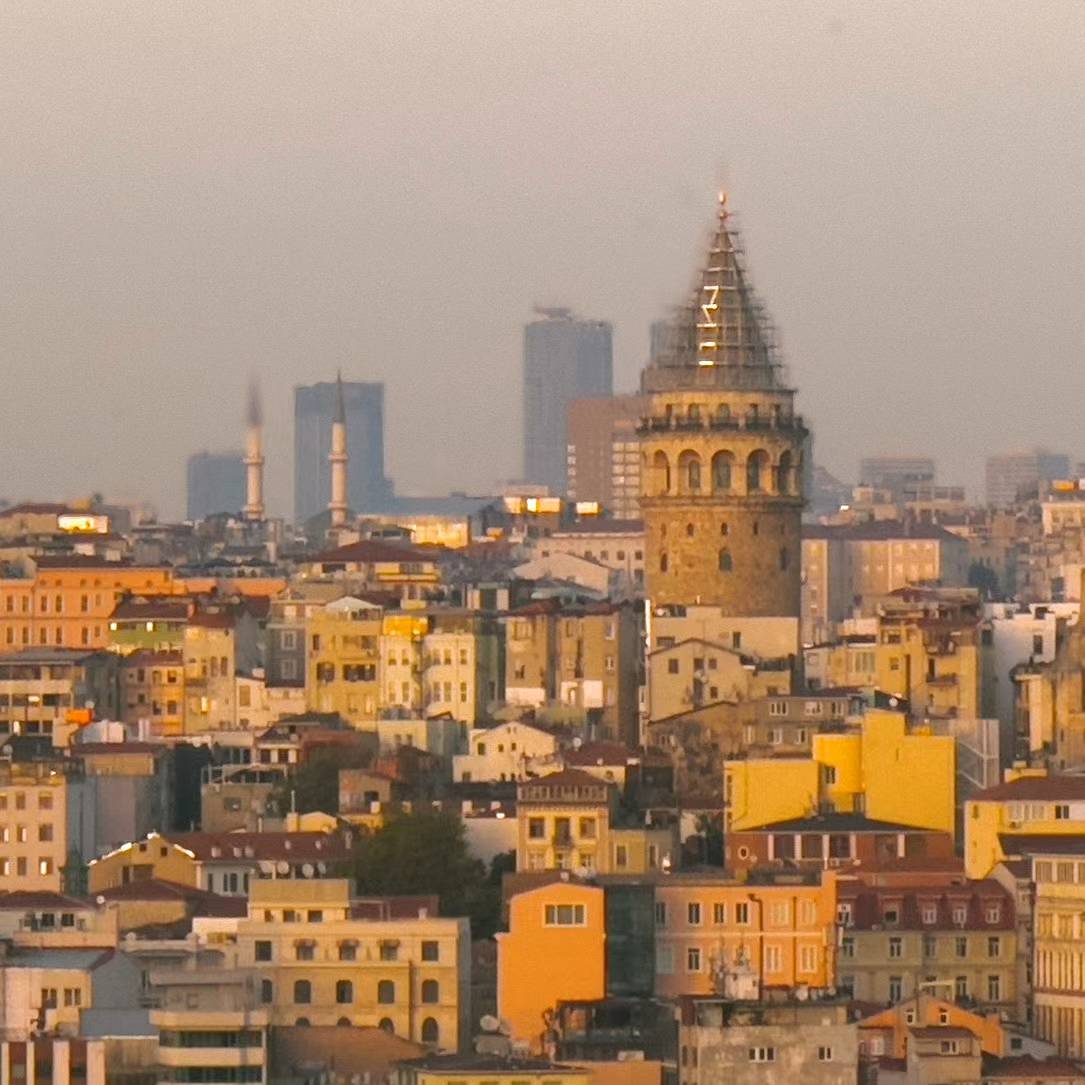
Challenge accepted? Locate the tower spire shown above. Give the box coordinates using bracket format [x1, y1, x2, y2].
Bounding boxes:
[242, 380, 265, 521]
[328, 372, 349, 527]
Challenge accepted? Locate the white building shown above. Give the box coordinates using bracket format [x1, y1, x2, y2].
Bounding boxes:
[452, 720, 561, 783]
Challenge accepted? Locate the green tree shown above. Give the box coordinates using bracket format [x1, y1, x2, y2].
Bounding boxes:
[268, 744, 372, 816]
[352, 810, 502, 937]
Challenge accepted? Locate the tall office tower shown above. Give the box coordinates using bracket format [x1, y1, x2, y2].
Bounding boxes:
[858, 456, 936, 501]
[986, 449, 1071, 507]
[566, 394, 648, 519]
[294, 380, 393, 525]
[186, 451, 245, 521]
[640, 193, 806, 613]
[243, 382, 266, 521]
[522, 308, 613, 494]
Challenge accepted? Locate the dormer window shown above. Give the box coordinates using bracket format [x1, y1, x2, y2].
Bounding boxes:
[883, 906, 900, 926]
[985, 903, 1001, 924]
[837, 903, 853, 927]
[952, 905, 967, 927]
[921, 904, 937, 925]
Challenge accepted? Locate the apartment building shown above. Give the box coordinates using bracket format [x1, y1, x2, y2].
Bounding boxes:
[119, 649, 184, 736]
[835, 875, 1016, 1013]
[653, 870, 838, 999]
[496, 880, 606, 1053]
[216, 879, 470, 1050]
[515, 769, 674, 876]
[182, 609, 261, 734]
[306, 598, 383, 721]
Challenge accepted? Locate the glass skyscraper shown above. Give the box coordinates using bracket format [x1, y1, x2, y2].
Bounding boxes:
[186, 450, 246, 521]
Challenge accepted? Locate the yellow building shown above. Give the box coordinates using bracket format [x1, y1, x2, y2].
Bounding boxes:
[1031, 847, 1085, 1057]
[496, 880, 606, 1053]
[203, 879, 470, 1050]
[653, 869, 838, 999]
[874, 587, 982, 722]
[724, 709, 955, 836]
[515, 770, 675, 875]
[119, 649, 184, 736]
[307, 598, 384, 722]
[964, 771, 1085, 879]
[0, 760, 96, 894]
[394, 1055, 590, 1085]
[182, 609, 260, 734]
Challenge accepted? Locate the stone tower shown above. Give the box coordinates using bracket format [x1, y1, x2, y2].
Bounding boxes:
[639, 194, 806, 614]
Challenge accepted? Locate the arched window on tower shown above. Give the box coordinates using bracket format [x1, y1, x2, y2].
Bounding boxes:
[712, 451, 734, 493]
[747, 451, 769, 493]
[688, 404, 701, 424]
[714, 403, 731, 427]
[660, 552, 669, 573]
[652, 451, 671, 495]
[686, 523, 695, 538]
[421, 1018, 439, 1045]
[678, 451, 702, 494]
[719, 549, 733, 573]
[775, 450, 794, 495]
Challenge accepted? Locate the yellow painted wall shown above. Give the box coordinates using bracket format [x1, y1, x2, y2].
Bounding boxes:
[496, 882, 605, 1053]
[812, 733, 863, 811]
[724, 759, 819, 831]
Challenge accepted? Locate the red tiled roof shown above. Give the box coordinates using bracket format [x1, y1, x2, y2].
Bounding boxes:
[972, 774, 1085, 802]
[0, 890, 92, 910]
[836, 878, 1013, 931]
[998, 833, 1085, 857]
[94, 878, 247, 917]
[163, 831, 350, 864]
[563, 741, 638, 767]
[121, 649, 183, 666]
[0, 503, 71, 517]
[111, 598, 191, 621]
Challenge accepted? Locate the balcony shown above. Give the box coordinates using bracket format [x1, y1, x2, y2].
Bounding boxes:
[637, 412, 806, 438]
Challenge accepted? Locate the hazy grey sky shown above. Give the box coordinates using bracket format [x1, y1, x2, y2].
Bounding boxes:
[3, 1, 1085, 518]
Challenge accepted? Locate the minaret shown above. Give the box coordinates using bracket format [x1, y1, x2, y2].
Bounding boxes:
[328, 372, 349, 527]
[639, 192, 806, 614]
[243, 381, 266, 521]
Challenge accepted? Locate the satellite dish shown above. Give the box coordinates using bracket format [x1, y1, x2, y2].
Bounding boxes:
[480, 1015, 500, 1033]
[572, 737, 582, 749]
[302, 863, 315, 877]
[276, 860, 290, 875]
[259, 860, 275, 875]
[95, 895, 105, 905]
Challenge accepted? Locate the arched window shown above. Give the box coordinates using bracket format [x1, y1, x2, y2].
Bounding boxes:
[336, 979, 353, 1004]
[337, 1017, 351, 1027]
[780, 547, 789, 571]
[678, 451, 702, 494]
[720, 522, 729, 536]
[711, 451, 734, 493]
[378, 1018, 395, 1033]
[746, 404, 760, 425]
[421, 1017, 439, 1045]
[660, 552, 669, 573]
[421, 979, 439, 1004]
[688, 404, 701, 423]
[293, 980, 311, 1004]
[747, 451, 769, 493]
[776, 451, 794, 494]
[719, 549, 733, 573]
[295, 1017, 310, 1027]
[714, 403, 731, 426]
[378, 980, 395, 1004]
[685, 523, 695, 538]
[652, 451, 671, 495]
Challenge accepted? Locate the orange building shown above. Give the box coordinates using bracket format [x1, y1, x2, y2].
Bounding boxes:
[496, 880, 606, 1053]
[857, 992, 1007, 1059]
[653, 870, 838, 999]
[0, 558, 175, 654]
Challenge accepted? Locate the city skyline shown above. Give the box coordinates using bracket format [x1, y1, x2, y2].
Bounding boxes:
[3, 3, 1085, 517]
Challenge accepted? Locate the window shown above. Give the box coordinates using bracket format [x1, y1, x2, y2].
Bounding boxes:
[841, 936, 854, 959]
[421, 940, 439, 962]
[615, 844, 628, 868]
[922, 904, 937, 925]
[889, 936, 903, 959]
[260, 979, 273, 1004]
[985, 903, 1002, 923]
[687, 902, 702, 926]
[1055, 803, 1070, 820]
[764, 945, 782, 973]
[923, 934, 937, 958]
[38, 824, 53, 842]
[421, 1017, 439, 1045]
[339, 942, 357, 961]
[255, 940, 273, 963]
[955, 975, 968, 1000]
[955, 936, 968, 958]
[987, 936, 1001, 958]
[377, 980, 395, 1004]
[544, 903, 586, 926]
[380, 942, 399, 961]
[799, 944, 818, 973]
[686, 947, 701, 972]
[987, 973, 1001, 1001]
[578, 817, 596, 839]
[747, 1047, 775, 1063]
[336, 980, 353, 1004]
[667, 658, 679, 674]
[654, 902, 667, 928]
[712, 902, 726, 924]
[770, 901, 789, 926]
[528, 818, 545, 839]
[824, 765, 837, 785]
[293, 980, 311, 1004]
[735, 902, 749, 925]
[378, 1018, 394, 1033]
[718, 548, 733, 573]
[952, 905, 967, 926]
[888, 975, 903, 1002]
[817, 1047, 833, 1062]
[295, 941, 315, 961]
[421, 979, 439, 1004]
[655, 944, 674, 974]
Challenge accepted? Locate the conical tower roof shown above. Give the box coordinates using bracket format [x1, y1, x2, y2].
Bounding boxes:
[647, 192, 785, 391]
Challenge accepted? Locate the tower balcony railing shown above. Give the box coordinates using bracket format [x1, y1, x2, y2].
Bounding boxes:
[637, 413, 806, 437]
